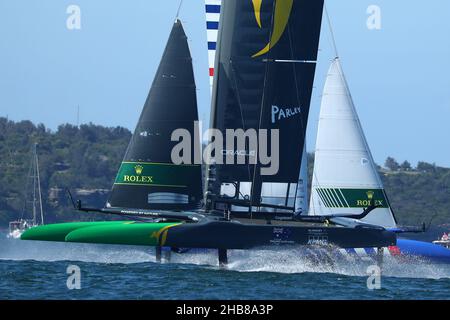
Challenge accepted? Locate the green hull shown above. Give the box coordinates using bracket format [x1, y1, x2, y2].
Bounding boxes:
[21, 219, 397, 250]
[21, 221, 181, 246]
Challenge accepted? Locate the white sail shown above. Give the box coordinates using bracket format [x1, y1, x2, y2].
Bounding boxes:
[309, 58, 396, 228]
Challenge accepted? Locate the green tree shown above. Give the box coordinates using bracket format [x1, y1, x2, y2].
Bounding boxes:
[385, 157, 400, 171]
[400, 160, 412, 171]
[417, 161, 436, 173]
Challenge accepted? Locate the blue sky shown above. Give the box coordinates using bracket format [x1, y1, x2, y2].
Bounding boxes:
[0, 0, 449, 167]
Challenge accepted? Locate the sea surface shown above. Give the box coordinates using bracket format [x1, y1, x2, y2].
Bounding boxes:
[1, 230, 449, 300]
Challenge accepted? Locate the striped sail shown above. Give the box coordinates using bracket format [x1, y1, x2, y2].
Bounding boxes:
[309, 58, 397, 228]
[205, 0, 221, 91]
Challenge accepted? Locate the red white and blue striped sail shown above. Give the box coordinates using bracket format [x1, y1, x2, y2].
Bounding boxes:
[204, 0, 221, 91]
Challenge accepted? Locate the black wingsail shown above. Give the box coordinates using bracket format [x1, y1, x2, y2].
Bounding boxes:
[205, 0, 324, 214]
[107, 20, 203, 211]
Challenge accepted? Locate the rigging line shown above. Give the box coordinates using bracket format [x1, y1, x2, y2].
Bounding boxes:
[286, 16, 306, 214]
[311, 3, 343, 217]
[175, 0, 184, 20]
[204, 0, 225, 211]
[324, 3, 339, 59]
[250, 0, 278, 217]
[20, 144, 34, 221]
[230, 62, 254, 184]
[35, 144, 44, 225]
[32, 145, 37, 225]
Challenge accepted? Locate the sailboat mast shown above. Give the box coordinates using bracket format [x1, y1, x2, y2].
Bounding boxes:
[32, 144, 37, 225]
[35, 143, 44, 225]
[324, 4, 339, 59]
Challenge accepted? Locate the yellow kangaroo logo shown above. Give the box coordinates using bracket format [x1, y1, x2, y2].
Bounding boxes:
[252, 0, 294, 58]
[150, 224, 181, 246]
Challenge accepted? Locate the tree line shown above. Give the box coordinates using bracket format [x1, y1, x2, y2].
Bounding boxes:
[0, 117, 449, 227]
[384, 156, 439, 173]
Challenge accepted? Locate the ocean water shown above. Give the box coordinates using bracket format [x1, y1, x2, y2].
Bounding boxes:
[1, 232, 450, 300]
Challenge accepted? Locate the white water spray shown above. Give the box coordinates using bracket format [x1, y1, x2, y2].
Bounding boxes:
[2, 236, 449, 280]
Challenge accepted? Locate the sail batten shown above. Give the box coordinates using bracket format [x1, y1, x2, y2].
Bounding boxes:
[310, 58, 397, 228]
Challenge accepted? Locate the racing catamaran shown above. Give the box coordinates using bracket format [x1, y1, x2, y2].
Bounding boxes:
[22, 1, 398, 265]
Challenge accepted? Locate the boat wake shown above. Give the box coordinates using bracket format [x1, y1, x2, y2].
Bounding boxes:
[227, 248, 450, 280]
[0, 238, 152, 264]
[170, 247, 450, 280]
[1, 238, 450, 279]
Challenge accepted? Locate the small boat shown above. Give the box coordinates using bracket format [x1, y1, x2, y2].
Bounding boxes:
[8, 220, 33, 239]
[433, 234, 450, 249]
[8, 143, 45, 239]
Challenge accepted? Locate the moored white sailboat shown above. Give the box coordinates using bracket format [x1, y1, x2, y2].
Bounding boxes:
[8, 143, 45, 239]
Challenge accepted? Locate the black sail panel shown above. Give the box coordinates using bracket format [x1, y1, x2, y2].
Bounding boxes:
[107, 20, 203, 211]
[206, 0, 324, 211]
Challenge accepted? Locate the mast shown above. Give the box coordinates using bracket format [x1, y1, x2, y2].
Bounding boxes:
[18, 143, 45, 225]
[205, 0, 324, 215]
[32, 146, 37, 225]
[35, 143, 44, 225]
